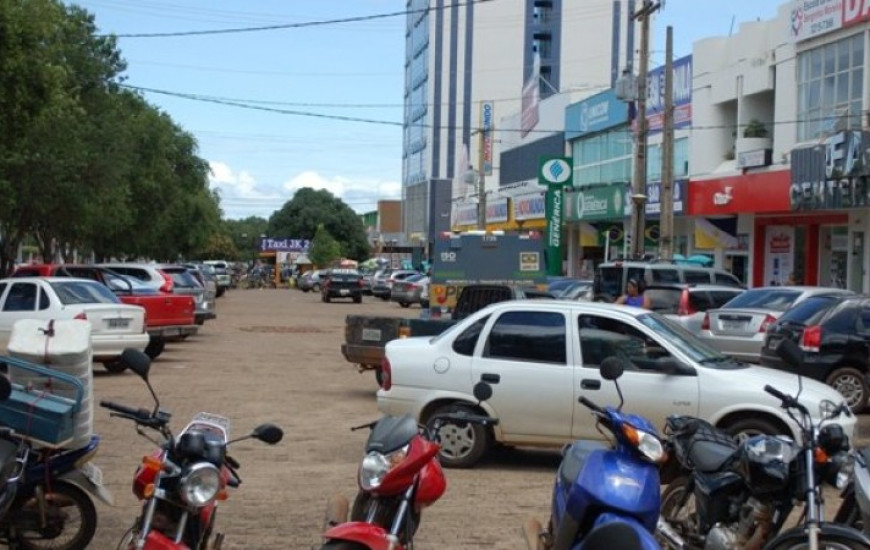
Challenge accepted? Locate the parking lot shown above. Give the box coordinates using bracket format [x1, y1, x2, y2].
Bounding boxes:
[88, 287, 870, 549]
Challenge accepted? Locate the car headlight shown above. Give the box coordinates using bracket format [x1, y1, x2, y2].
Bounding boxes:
[622, 424, 666, 464]
[179, 463, 221, 507]
[358, 445, 408, 491]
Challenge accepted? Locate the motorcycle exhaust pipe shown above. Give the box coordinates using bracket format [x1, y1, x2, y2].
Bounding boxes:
[523, 517, 546, 550]
[657, 517, 688, 550]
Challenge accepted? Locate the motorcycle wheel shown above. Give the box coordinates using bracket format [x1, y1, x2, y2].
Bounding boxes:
[835, 487, 861, 529]
[14, 481, 97, 550]
[320, 542, 368, 549]
[764, 534, 869, 550]
[659, 476, 702, 548]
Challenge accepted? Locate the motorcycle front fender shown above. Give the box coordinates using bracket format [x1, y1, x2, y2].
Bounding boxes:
[762, 523, 870, 550]
[140, 530, 189, 550]
[59, 469, 114, 506]
[323, 521, 403, 550]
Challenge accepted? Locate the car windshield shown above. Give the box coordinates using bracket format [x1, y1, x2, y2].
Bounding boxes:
[777, 295, 843, 325]
[50, 280, 121, 305]
[636, 312, 732, 365]
[720, 289, 801, 312]
[104, 272, 158, 294]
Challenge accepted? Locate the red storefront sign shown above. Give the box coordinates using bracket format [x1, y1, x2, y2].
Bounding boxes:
[688, 170, 791, 215]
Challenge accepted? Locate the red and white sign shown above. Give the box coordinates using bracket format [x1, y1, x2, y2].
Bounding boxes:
[688, 170, 791, 215]
[791, 0, 870, 42]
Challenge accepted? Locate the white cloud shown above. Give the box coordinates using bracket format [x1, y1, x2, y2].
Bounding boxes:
[283, 171, 401, 214]
[208, 161, 285, 220]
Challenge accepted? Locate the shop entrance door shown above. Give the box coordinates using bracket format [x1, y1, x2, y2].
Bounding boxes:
[850, 231, 865, 293]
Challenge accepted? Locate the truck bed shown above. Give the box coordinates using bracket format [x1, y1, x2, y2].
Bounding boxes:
[342, 315, 455, 369]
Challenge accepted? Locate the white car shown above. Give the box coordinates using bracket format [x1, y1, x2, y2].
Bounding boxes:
[377, 301, 855, 467]
[0, 277, 150, 371]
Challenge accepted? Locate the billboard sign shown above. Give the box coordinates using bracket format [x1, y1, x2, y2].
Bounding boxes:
[790, 130, 870, 210]
[791, 0, 870, 42]
[481, 101, 494, 175]
[259, 237, 310, 252]
[647, 55, 693, 134]
[565, 89, 629, 140]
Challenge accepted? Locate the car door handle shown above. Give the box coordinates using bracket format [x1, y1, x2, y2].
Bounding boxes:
[580, 379, 601, 390]
[481, 373, 500, 384]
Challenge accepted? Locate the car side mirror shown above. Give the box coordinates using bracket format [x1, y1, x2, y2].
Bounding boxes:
[776, 338, 804, 368]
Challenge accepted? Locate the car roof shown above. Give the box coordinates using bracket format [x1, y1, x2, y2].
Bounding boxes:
[0, 276, 99, 284]
[477, 299, 651, 317]
[644, 283, 744, 292]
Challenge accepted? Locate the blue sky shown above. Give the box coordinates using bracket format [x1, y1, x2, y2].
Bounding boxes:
[68, 0, 785, 220]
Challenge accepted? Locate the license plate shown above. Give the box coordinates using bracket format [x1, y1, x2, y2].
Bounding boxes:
[81, 462, 103, 487]
[722, 320, 745, 331]
[107, 318, 130, 329]
[362, 328, 382, 341]
[340, 289, 349, 296]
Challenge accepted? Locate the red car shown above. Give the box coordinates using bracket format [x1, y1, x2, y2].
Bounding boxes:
[10, 264, 197, 360]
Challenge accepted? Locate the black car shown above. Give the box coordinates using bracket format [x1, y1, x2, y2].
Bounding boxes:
[321, 269, 363, 303]
[760, 294, 870, 412]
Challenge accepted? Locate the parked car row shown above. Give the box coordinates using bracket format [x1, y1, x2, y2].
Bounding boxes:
[297, 267, 431, 308]
[6, 262, 224, 372]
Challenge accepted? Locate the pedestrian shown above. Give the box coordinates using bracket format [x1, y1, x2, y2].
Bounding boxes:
[615, 277, 651, 309]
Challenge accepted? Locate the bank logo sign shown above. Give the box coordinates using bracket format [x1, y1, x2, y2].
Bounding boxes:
[538, 157, 573, 186]
[564, 183, 627, 222]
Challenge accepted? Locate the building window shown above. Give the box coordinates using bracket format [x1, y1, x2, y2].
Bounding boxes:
[533, 0, 554, 24]
[572, 128, 633, 186]
[646, 137, 688, 182]
[797, 33, 864, 141]
[533, 33, 552, 59]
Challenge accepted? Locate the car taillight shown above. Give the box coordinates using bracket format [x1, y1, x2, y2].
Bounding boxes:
[74, 312, 87, 321]
[380, 357, 392, 391]
[759, 314, 777, 333]
[701, 313, 710, 331]
[677, 290, 695, 316]
[158, 271, 173, 293]
[801, 325, 822, 352]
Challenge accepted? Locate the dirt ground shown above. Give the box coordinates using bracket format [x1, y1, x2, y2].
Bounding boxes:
[87, 287, 868, 550]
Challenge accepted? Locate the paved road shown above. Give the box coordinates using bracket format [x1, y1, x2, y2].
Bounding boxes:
[75, 288, 868, 549]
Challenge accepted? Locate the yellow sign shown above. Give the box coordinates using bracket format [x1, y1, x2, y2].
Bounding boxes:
[520, 252, 540, 271]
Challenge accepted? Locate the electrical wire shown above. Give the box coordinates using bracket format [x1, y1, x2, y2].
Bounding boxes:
[102, 0, 497, 38]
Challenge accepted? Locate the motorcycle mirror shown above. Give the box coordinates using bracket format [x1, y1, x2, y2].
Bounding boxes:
[0, 375, 11, 401]
[775, 339, 804, 369]
[472, 381, 493, 402]
[252, 423, 283, 445]
[119, 348, 151, 380]
[600, 357, 625, 381]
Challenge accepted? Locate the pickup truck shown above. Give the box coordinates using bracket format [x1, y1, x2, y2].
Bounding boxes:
[10, 264, 198, 359]
[377, 300, 855, 468]
[342, 284, 550, 384]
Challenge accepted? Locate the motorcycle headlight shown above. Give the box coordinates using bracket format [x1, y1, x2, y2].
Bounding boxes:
[623, 424, 666, 464]
[358, 445, 408, 491]
[179, 463, 221, 507]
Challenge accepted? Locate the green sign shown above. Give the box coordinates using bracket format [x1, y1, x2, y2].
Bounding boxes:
[544, 186, 564, 276]
[538, 157, 573, 186]
[565, 184, 627, 222]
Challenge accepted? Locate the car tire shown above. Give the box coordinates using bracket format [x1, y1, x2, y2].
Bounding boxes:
[144, 338, 166, 360]
[826, 366, 869, 413]
[102, 360, 126, 374]
[353, 296, 362, 304]
[426, 403, 490, 468]
[399, 302, 410, 308]
[216, 288, 226, 298]
[721, 417, 783, 444]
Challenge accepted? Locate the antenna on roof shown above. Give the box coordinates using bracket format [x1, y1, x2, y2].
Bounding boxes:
[729, 15, 736, 36]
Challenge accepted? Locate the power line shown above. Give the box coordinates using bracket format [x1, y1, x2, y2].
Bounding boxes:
[103, 0, 496, 39]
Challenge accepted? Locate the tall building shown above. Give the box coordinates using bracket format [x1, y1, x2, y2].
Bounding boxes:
[402, 0, 634, 251]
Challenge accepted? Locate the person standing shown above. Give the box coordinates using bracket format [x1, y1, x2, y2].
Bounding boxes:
[615, 278, 651, 309]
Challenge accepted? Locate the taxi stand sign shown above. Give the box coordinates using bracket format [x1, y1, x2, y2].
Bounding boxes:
[539, 157, 573, 276]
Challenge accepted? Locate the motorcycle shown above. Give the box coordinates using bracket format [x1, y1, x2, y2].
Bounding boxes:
[522, 357, 666, 550]
[100, 349, 284, 550]
[320, 381, 497, 550]
[834, 447, 870, 537]
[0, 368, 110, 550]
[657, 338, 866, 550]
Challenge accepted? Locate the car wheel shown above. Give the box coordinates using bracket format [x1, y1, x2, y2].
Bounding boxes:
[216, 288, 226, 298]
[144, 338, 166, 360]
[353, 296, 362, 304]
[426, 403, 490, 468]
[826, 366, 869, 413]
[399, 302, 410, 308]
[721, 417, 783, 445]
[101, 360, 126, 374]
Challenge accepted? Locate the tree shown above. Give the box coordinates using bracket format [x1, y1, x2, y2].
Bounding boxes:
[309, 224, 341, 268]
[223, 217, 269, 261]
[198, 234, 238, 260]
[268, 188, 370, 261]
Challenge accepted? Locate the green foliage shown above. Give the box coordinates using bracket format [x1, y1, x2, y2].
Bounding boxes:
[198, 234, 238, 260]
[223, 217, 269, 261]
[268, 188, 370, 261]
[309, 224, 342, 268]
[743, 119, 768, 139]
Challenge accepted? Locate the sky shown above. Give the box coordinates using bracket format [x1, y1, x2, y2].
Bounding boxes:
[67, 0, 786, 221]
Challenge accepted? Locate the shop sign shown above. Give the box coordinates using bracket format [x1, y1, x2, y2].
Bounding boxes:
[645, 179, 686, 215]
[764, 226, 795, 286]
[791, 0, 870, 42]
[481, 101, 494, 175]
[565, 89, 629, 140]
[647, 55, 693, 134]
[737, 148, 772, 169]
[565, 183, 627, 222]
[259, 237, 309, 252]
[790, 130, 870, 211]
[688, 171, 791, 215]
[486, 198, 509, 224]
[452, 203, 479, 226]
[513, 192, 546, 221]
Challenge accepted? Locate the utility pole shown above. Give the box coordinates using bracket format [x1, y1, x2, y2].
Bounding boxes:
[659, 25, 675, 259]
[628, 0, 660, 259]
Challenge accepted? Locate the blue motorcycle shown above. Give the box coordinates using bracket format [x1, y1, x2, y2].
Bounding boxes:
[523, 357, 664, 550]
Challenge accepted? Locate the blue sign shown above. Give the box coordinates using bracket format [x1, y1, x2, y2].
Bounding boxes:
[644, 179, 687, 215]
[259, 237, 310, 252]
[565, 89, 629, 140]
[647, 55, 692, 134]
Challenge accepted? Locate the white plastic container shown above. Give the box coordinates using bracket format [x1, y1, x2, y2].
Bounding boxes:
[7, 319, 94, 449]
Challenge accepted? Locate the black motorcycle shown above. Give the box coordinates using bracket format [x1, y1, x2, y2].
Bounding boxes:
[657, 338, 866, 550]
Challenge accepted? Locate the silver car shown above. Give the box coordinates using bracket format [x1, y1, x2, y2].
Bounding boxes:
[644, 284, 744, 334]
[698, 286, 853, 362]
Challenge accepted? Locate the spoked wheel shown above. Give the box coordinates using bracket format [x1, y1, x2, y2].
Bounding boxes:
[764, 535, 869, 550]
[13, 481, 97, 550]
[659, 476, 703, 549]
[826, 367, 869, 414]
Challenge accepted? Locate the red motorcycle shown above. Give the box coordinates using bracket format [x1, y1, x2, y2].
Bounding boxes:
[100, 349, 283, 550]
[321, 382, 496, 550]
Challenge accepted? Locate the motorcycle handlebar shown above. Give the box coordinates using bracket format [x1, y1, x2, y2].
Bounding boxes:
[578, 396, 605, 414]
[100, 400, 148, 419]
[763, 385, 809, 415]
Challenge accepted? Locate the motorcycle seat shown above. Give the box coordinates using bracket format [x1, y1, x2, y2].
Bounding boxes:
[685, 439, 737, 473]
[558, 440, 609, 487]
